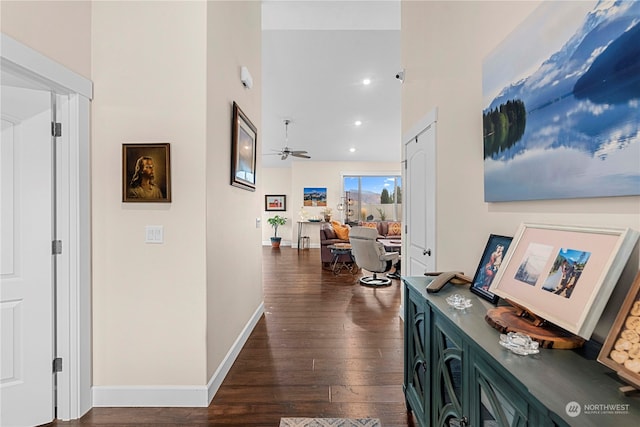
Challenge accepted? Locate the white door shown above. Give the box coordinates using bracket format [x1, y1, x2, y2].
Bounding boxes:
[1, 82, 55, 426]
[404, 119, 436, 276]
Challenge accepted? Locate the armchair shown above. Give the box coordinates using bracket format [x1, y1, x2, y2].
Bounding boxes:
[349, 226, 399, 287]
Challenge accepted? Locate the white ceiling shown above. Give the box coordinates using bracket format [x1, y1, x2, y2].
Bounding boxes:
[260, 1, 402, 168]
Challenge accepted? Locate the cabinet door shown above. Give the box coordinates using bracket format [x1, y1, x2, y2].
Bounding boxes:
[404, 287, 429, 425]
[471, 355, 529, 427]
[432, 316, 465, 427]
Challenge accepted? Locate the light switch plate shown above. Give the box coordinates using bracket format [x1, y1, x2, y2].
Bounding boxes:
[145, 225, 163, 243]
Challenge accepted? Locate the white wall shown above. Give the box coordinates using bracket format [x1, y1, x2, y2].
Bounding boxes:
[401, 0, 640, 341]
[262, 168, 293, 245]
[205, 0, 263, 383]
[262, 161, 401, 246]
[91, 1, 208, 386]
[0, 0, 92, 79]
[4, 0, 264, 406]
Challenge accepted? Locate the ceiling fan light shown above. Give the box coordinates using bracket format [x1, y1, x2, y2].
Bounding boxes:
[362, 78, 371, 85]
[278, 119, 311, 161]
[354, 120, 362, 126]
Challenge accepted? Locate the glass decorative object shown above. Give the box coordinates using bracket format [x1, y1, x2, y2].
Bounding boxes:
[446, 294, 473, 310]
[499, 332, 540, 356]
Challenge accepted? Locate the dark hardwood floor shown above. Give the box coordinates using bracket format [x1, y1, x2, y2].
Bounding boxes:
[54, 247, 416, 426]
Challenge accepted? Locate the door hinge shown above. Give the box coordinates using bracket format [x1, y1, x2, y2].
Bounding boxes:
[52, 240, 62, 255]
[405, 224, 408, 234]
[51, 122, 62, 137]
[53, 357, 63, 373]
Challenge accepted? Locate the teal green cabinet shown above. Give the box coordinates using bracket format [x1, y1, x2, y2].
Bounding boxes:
[403, 276, 640, 427]
[431, 314, 465, 426]
[404, 285, 429, 426]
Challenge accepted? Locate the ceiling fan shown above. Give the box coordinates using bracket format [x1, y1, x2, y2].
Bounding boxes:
[268, 120, 311, 160]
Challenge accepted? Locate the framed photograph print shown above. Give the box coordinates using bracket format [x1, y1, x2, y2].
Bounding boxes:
[482, 1, 640, 201]
[122, 143, 171, 203]
[231, 102, 257, 191]
[488, 223, 639, 339]
[303, 187, 327, 207]
[470, 234, 513, 304]
[598, 271, 640, 389]
[265, 195, 286, 212]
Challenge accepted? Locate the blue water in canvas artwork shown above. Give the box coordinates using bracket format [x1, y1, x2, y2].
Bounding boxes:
[483, 0, 640, 202]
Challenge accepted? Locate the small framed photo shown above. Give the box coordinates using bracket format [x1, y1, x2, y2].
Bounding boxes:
[265, 195, 286, 211]
[231, 102, 257, 191]
[122, 143, 171, 203]
[489, 223, 639, 339]
[598, 272, 640, 388]
[470, 234, 513, 304]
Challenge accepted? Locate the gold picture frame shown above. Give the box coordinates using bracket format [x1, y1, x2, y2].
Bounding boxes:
[122, 143, 171, 203]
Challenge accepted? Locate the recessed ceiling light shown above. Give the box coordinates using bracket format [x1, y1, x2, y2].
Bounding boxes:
[362, 78, 371, 85]
[354, 120, 362, 126]
[349, 148, 356, 153]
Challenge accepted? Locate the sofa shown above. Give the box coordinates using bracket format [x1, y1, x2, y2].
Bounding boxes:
[320, 223, 353, 267]
[320, 221, 402, 267]
[357, 220, 403, 240]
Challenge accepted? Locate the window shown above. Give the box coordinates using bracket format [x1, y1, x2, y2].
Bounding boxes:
[343, 175, 402, 223]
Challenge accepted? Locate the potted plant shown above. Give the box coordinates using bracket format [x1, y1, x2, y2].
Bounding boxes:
[267, 215, 287, 248]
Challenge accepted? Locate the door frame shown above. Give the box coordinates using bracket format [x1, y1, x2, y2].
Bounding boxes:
[1, 33, 93, 420]
[400, 107, 437, 319]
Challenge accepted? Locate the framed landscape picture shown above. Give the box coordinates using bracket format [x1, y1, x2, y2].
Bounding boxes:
[265, 195, 286, 211]
[470, 234, 513, 304]
[488, 223, 639, 339]
[303, 187, 327, 207]
[482, 1, 640, 201]
[122, 143, 171, 203]
[231, 102, 257, 191]
[598, 272, 640, 388]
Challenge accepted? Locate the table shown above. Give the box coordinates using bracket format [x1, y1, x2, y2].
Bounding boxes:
[378, 239, 402, 279]
[378, 238, 402, 253]
[327, 244, 356, 275]
[296, 220, 323, 251]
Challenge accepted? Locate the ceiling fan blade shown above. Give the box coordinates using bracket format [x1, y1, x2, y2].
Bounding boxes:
[281, 153, 289, 160]
[290, 150, 308, 155]
[291, 153, 311, 159]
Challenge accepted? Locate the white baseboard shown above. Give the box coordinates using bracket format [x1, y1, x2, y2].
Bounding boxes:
[290, 243, 320, 249]
[262, 240, 292, 246]
[92, 385, 209, 407]
[92, 302, 265, 407]
[206, 302, 264, 404]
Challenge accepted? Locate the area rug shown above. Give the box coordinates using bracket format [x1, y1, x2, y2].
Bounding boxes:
[279, 418, 381, 427]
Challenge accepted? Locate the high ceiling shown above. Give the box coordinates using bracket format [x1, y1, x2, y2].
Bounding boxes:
[261, 1, 402, 168]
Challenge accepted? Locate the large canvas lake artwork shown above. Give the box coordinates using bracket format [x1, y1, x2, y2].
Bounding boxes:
[483, 1, 640, 202]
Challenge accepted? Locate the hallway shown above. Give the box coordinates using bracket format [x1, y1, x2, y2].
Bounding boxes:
[55, 247, 415, 426]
